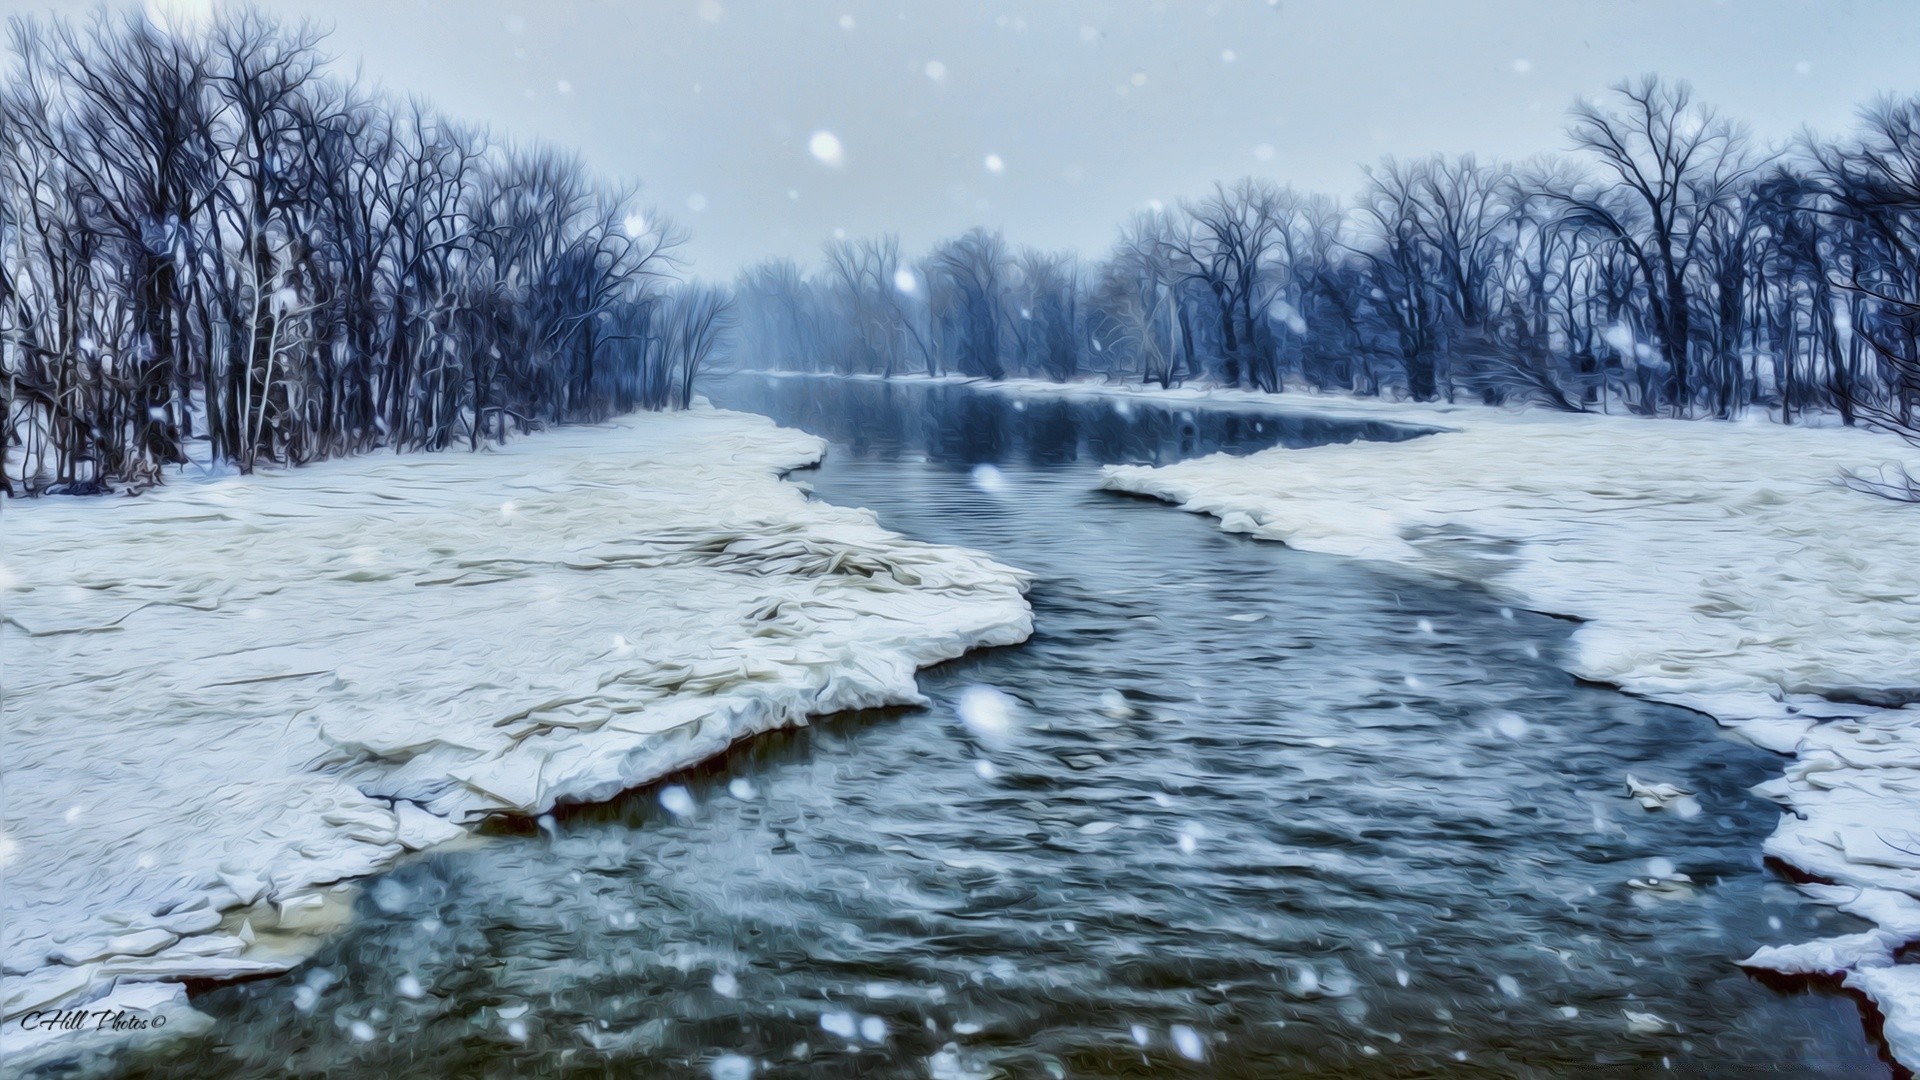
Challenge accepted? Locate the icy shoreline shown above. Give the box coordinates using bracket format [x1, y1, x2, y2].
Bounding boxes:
[1073, 382, 1920, 1070]
[1, 406, 1032, 1066]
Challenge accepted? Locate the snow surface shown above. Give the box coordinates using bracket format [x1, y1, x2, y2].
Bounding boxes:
[1081, 382, 1920, 1070]
[2, 406, 1032, 1060]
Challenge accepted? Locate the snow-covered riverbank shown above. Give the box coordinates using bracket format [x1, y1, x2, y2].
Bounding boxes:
[1084, 384, 1920, 1069]
[1, 406, 1032, 1064]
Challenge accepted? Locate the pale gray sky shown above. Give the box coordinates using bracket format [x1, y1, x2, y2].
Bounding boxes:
[8, 0, 1919, 276]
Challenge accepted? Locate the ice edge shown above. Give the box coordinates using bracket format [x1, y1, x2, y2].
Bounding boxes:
[1081, 381, 1920, 1072]
[1, 406, 1034, 1071]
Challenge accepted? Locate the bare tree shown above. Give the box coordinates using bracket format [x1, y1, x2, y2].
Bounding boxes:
[664, 283, 734, 409]
[1806, 97, 1920, 441]
[927, 228, 1011, 379]
[1, 6, 701, 496]
[1090, 210, 1191, 387]
[1168, 180, 1290, 390]
[1015, 248, 1078, 381]
[1552, 76, 1756, 415]
[822, 234, 931, 377]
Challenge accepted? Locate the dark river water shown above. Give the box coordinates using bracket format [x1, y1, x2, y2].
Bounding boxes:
[101, 374, 1891, 1078]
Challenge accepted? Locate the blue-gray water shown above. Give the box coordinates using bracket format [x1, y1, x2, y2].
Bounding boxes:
[99, 375, 1889, 1078]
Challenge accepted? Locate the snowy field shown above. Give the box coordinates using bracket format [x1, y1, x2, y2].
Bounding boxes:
[1, 407, 1032, 1062]
[1070, 381, 1920, 1069]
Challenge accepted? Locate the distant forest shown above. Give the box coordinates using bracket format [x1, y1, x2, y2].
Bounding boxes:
[8, 10, 1920, 499]
[730, 77, 1920, 444]
[0, 8, 730, 496]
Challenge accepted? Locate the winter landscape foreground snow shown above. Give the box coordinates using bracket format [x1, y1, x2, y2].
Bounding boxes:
[0, 407, 1033, 1064]
[1088, 384, 1920, 1070]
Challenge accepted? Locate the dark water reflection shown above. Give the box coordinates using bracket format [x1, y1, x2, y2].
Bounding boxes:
[728, 375, 1430, 468]
[105, 375, 1889, 1079]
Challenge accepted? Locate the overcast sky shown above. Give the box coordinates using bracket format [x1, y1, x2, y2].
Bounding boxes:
[8, 0, 1919, 276]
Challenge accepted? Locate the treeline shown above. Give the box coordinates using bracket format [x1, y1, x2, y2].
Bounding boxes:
[728, 77, 1920, 438]
[1, 7, 731, 496]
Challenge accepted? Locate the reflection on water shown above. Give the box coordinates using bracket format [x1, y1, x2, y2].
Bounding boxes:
[716, 375, 1432, 467]
[107, 375, 1889, 1078]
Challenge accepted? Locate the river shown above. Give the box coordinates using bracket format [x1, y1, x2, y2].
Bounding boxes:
[101, 374, 1891, 1078]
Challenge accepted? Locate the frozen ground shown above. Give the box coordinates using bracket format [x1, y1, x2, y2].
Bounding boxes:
[1, 406, 1031, 1064]
[1070, 380, 1920, 1071]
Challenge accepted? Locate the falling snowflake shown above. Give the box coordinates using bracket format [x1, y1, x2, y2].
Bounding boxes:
[809, 130, 845, 166]
[658, 785, 695, 816]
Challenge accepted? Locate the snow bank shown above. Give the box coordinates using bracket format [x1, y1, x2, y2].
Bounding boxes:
[1094, 392, 1920, 1069]
[976, 374, 1467, 426]
[2, 406, 1031, 1062]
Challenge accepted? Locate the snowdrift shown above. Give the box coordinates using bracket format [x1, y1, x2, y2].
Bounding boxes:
[1091, 387, 1920, 1070]
[2, 407, 1032, 1062]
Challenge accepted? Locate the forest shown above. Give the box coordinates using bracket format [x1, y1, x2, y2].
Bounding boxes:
[9, 9, 1920, 499]
[0, 8, 730, 495]
[729, 78, 1920, 450]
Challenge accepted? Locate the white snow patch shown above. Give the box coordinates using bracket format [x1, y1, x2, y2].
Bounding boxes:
[4, 407, 1030, 1042]
[1848, 966, 1920, 1067]
[1624, 1009, 1670, 1034]
[1625, 774, 1694, 813]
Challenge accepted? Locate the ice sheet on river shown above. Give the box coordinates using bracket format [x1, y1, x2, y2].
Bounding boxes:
[1, 407, 1032, 1056]
[1091, 386, 1920, 1069]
